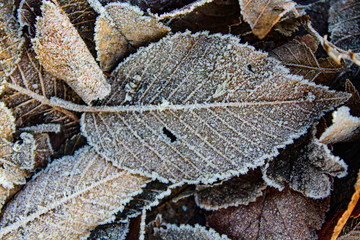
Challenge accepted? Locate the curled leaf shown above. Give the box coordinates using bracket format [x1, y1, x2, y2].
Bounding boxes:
[0, 146, 150, 239]
[81, 32, 350, 184]
[320, 106, 360, 144]
[95, 2, 169, 71]
[32, 0, 111, 104]
[239, 0, 297, 39]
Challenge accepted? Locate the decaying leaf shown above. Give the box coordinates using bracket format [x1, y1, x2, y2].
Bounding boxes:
[263, 125, 347, 198]
[95, 2, 169, 71]
[79, 32, 350, 184]
[207, 187, 329, 240]
[149, 223, 230, 240]
[1, 41, 80, 135]
[0, 132, 53, 209]
[320, 106, 360, 144]
[165, 0, 241, 34]
[239, 0, 297, 39]
[195, 168, 266, 210]
[32, 0, 111, 104]
[0, 0, 24, 77]
[329, 0, 360, 53]
[0, 146, 150, 239]
[332, 169, 360, 240]
[269, 35, 345, 84]
[88, 221, 129, 240]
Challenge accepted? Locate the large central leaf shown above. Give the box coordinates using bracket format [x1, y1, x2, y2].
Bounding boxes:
[81, 32, 349, 183]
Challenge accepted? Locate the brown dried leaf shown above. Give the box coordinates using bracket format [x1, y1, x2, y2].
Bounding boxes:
[0, 0, 24, 77]
[88, 222, 129, 240]
[329, 0, 360, 53]
[166, 0, 241, 34]
[32, 0, 111, 104]
[149, 224, 230, 240]
[320, 106, 360, 144]
[95, 2, 169, 71]
[0, 146, 150, 239]
[79, 32, 350, 184]
[269, 35, 345, 83]
[239, 0, 297, 39]
[1, 42, 80, 134]
[195, 168, 266, 210]
[206, 187, 330, 240]
[263, 125, 347, 198]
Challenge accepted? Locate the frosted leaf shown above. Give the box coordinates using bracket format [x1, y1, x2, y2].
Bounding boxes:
[32, 0, 111, 104]
[20, 123, 61, 133]
[239, 0, 297, 39]
[263, 125, 347, 198]
[1, 42, 80, 134]
[329, 0, 360, 53]
[320, 106, 360, 144]
[81, 32, 350, 184]
[0, 102, 15, 139]
[154, 0, 216, 19]
[0, 146, 150, 239]
[95, 2, 169, 71]
[195, 168, 266, 210]
[0, 132, 53, 209]
[88, 221, 129, 240]
[149, 223, 230, 240]
[270, 35, 345, 83]
[207, 187, 329, 240]
[0, 0, 24, 77]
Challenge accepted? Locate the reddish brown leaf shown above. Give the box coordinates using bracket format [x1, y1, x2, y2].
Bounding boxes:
[207, 187, 329, 240]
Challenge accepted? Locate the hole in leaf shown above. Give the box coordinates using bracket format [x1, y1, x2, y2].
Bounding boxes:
[162, 127, 177, 143]
[247, 64, 254, 73]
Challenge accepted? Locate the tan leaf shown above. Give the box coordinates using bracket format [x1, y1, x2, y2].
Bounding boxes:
[95, 2, 169, 71]
[239, 0, 297, 39]
[269, 35, 345, 83]
[195, 168, 266, 210]
[206, 187, 330, 240]
[263, 125, 347, 198]
[149, 223, 230, 240]
[0, 102, 15, 139]
[0, 0, 24, 77]
[320, 106, 360, 144]
[32, 0, 111, 104]
[0, 146, 150, 239]
[76, 32, 350, 184]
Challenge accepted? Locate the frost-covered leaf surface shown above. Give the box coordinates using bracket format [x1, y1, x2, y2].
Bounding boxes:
[32, 0, 110, 104]
[239, 0, 297, 39]
[88, 221, 129, 240]
[95, 2, 169, 71]
[82, 32, 349, 184]
[195, 168, 266, 210]
[0, 0, 24, 77]
[0, 146, 150, 239]
[329, 0, 360, 52]
[263, 125, 347, 198]
[207, 187, 329, 240]
[0, 102, 15, 139]
[149, 223, 230, 240]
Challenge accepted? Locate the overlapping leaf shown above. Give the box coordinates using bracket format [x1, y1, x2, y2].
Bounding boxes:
[0, 146, 150, 239]
[207, 187, 329, 240]
[81, 32, 350, 184]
